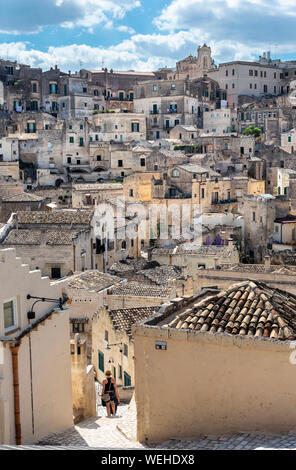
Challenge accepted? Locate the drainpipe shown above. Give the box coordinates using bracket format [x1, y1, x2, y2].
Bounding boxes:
[9, 342, 22, 445]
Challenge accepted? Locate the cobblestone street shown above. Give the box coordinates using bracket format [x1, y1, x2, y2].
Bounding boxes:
[2, 386, 296, 450]
[18, 398, 296, 450]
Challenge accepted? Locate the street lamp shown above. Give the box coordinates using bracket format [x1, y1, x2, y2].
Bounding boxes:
[26, 294, 67, 320]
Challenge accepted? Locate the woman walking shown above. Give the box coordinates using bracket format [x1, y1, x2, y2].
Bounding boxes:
[100, 370, 120, 417]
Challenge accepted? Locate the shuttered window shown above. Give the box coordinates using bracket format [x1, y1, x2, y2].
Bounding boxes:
[98, 350, 104, 372]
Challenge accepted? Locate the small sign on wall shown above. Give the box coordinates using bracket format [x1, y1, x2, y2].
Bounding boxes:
[155, 341, 167, 350]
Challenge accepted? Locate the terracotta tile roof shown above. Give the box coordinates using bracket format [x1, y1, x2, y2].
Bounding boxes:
[46, 231, 80, 245]
[110, 282, 172, 298]
[165, 280, 296, 341]
[137, 265, 182, 285]
[222, 263, 296, 275]
[2, 229, 82, 246]
[16, 210, 93, 225]
[109, 306, 158, 336]
[3, 229, 41, 245]
[2, 192, 45, 202]
[66, 270, 121, 292]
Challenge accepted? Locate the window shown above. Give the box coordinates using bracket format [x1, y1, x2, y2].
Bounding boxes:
[98, 350, 104, 372]
[118, 160, 123, 167]
[232, 83, 235, 89]
[201, 188, 205, 199]
[64, 84, 67, 95]
[172, 169, 180, 178]
[104, 330, 109, 342]
[140, 158, 145, 167]
[225, 70, 228, 77]
[27, 122, 36, 133]
[83, 87, 87, 93]
[250, 83, 253, 89]
[51, 267, 61, 279]
[69, 125, 72, 130]
[124, 344, 128, 357]
[264, 85, 268, 93]
[79, 138, 84, 146]
[118, 365, 122, 379]
[32, 82, 37, 93]
[72, 323, 84, 333]
[252, 212, 256, 222]
[119, 91, 124, 101]
[131, 122, 140, 132]
[4, 300, 17, 331]
[153, 85, 157, 91]
[80, 124, 83, 129]
[30, 100, 38, 111]
[124, 371, 131, 386]
[67, 157, 71, 164]
[249, 70, 253, 76]
[171, 83, 176, 89]
[69, 136, 74, 143]
[49, 83, 57, 94]
[129, 189, 134, 197]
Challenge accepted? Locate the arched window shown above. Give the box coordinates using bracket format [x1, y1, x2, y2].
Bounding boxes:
[172, 169, 180, 178]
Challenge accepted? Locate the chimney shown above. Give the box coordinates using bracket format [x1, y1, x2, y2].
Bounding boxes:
[264, 255, 271, 271]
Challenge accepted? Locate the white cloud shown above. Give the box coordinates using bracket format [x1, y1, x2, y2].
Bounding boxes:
[117, 26, 136, 35]
[0, 0, 141, 34]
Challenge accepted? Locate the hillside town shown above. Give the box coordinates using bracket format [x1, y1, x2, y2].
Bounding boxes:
[3, 43, 296, 450]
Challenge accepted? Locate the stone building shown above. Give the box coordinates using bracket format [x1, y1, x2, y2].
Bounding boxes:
[173, 44, 217, 80]
[0, 192, 46, 222]
[241, 194, 290, 263]
[0, 210, 94, 278]
[133, 280, 296, 443]
[195, 256, 296, 294]
[133, 77, 225, 140]
[70, 334, 96, 423]
[79, 68, 156, 112]
[72, 182, 123, 208]
[0, 247, 73, 445]
[207, 61, 283, 107]
[151, 241, 240, 278]
[93, 305, 158, 387]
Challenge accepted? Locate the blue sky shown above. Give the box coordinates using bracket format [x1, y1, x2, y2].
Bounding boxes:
[0, 0, 296, 72]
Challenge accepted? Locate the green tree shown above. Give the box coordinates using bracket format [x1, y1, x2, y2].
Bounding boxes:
[243, 126, 262, 138]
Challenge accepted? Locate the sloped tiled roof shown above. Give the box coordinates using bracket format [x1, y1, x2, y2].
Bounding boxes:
[3, 229, 41, 245]
[166, 281, 296, 340]
[16, 210, 93, 225]
[46, 231, 79, 245]
[66, 270, 121, 292]
[137, 265, 182, 285]
[110, 282, 172, 298]
[109, 306, 157, 336]
[2, 192, 45, 202]
[3, 229, 81, 246]
[222, 263, 296, 275]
